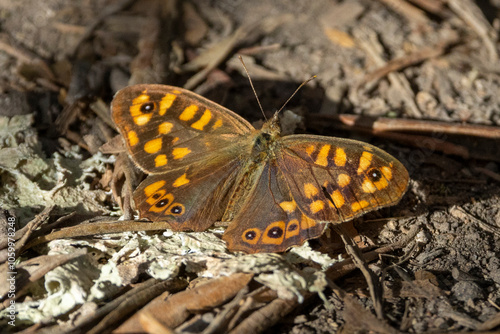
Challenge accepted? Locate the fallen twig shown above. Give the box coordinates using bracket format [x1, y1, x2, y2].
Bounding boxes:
[314, 114, 500, 139]
[308, 114, 500, 160]
[333, 224, 384, 320]
[21, 218, 174, 252]
[357, 34, 460, 90]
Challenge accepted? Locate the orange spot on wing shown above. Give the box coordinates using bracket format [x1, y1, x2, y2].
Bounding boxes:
[334, 148, 347, 166]
[362, 179, 377, 193]
[130, 93, 150, 118]
[168, 203, 185, 216]
[179, 105, 198, 121]
[357, 152, 373, 174]
[144, 138, 162, 154]
[374, 177, 389, 190]
[300, 215, 317, 229]
[279, 201, 297, 213]
[128, 131, 139, 146]
[381, 166, 393, 180]
[337, 174, 351, 187]
[315, 145, 330, 166]
[191, 109, 212, 130]
[159, 93, 177, 116]
[154, 154, 167, 167]
[212, 119, 223, 130]
[158, 122, 173, 134]
[172, 147, 191, 159]
[144, 180, 166, 197]
[173, 173, 190, 187]
[330, 190, 345, 208]
[310, 200, 325, 213]
[148, 193, 174, 213]
[306, 145, 315, 157]
[304, 183, 319, 198]
[146, 190, 165, 205]
[352, 200, 370, 212]
[242, 228, 261, 245]
[134, 113, 152, 126]
[373, 166, 393, 190]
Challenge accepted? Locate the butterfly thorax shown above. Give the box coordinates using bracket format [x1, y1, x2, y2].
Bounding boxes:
[249, 114, 281, 161]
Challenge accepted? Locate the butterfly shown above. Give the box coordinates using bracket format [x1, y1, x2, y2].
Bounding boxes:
[111, 84, 409, 253]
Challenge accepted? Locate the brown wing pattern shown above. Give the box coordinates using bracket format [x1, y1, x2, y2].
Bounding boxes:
[277, 135, 409, 223]
[223, 163, 327, 253]
[134, 158, 241, 231]
[111, 84, 254, 174]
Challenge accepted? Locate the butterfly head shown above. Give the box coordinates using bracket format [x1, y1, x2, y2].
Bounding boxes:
[260, 112, 281, 137]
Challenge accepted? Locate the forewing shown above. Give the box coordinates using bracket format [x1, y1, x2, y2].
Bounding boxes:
[111, 84, 254, 174]
[223, 163, 327, 253]
[277, 135, 409, 223]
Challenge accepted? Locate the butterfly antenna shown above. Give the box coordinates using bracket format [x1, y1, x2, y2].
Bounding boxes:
[239, 56, 266, 120]
[277, 75, 317, 114]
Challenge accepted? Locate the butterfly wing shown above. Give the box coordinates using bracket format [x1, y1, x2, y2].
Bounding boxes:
[111, 84, 255, 174]
[223, 163, 327, 253]
[276, 135, 409, 223]
[111, 84, 255, 229]
[133, 159, 241, 231]
[225, 134, 409, 253]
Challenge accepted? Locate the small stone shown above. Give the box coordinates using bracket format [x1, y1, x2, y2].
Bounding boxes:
[451, 281, 484, 302]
